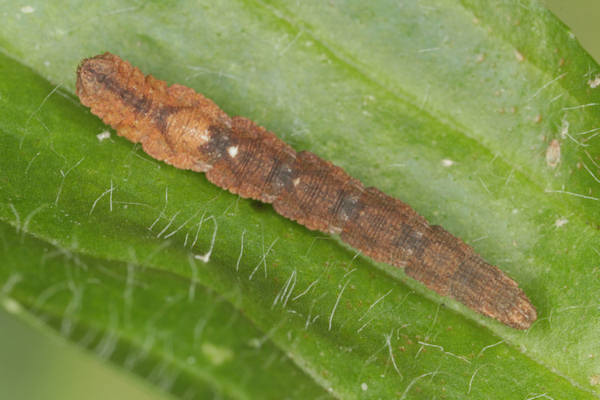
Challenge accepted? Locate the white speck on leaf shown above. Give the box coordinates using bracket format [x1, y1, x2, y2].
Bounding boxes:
[201, 342, 233, 366]
[554, 217, 568, 228]
[97, 131, 111, 141]
[588, 75, 600, 88]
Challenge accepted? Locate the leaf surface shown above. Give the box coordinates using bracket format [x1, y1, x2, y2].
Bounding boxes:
[0, 0, 599, 398]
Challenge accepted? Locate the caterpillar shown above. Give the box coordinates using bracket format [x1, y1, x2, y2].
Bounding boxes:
[76, 52, 536, 329]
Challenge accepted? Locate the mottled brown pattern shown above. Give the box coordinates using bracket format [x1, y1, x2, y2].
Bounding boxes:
[76, 52, 537, 329]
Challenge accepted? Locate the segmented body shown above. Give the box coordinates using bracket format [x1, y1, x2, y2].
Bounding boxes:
[76, 52, 536, 329]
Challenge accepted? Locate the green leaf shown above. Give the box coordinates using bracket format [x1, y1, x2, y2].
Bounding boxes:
[1, 0, 599, 398]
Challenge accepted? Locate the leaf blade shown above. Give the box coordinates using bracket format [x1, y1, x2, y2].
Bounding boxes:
[0, 0, 599, 398]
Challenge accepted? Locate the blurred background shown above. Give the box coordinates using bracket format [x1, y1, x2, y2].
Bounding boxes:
[0, 1, 598, 399]
[544, 0, 600, 61]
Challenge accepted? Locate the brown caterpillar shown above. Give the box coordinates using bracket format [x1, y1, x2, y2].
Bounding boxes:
[76, 52, 537, 329]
